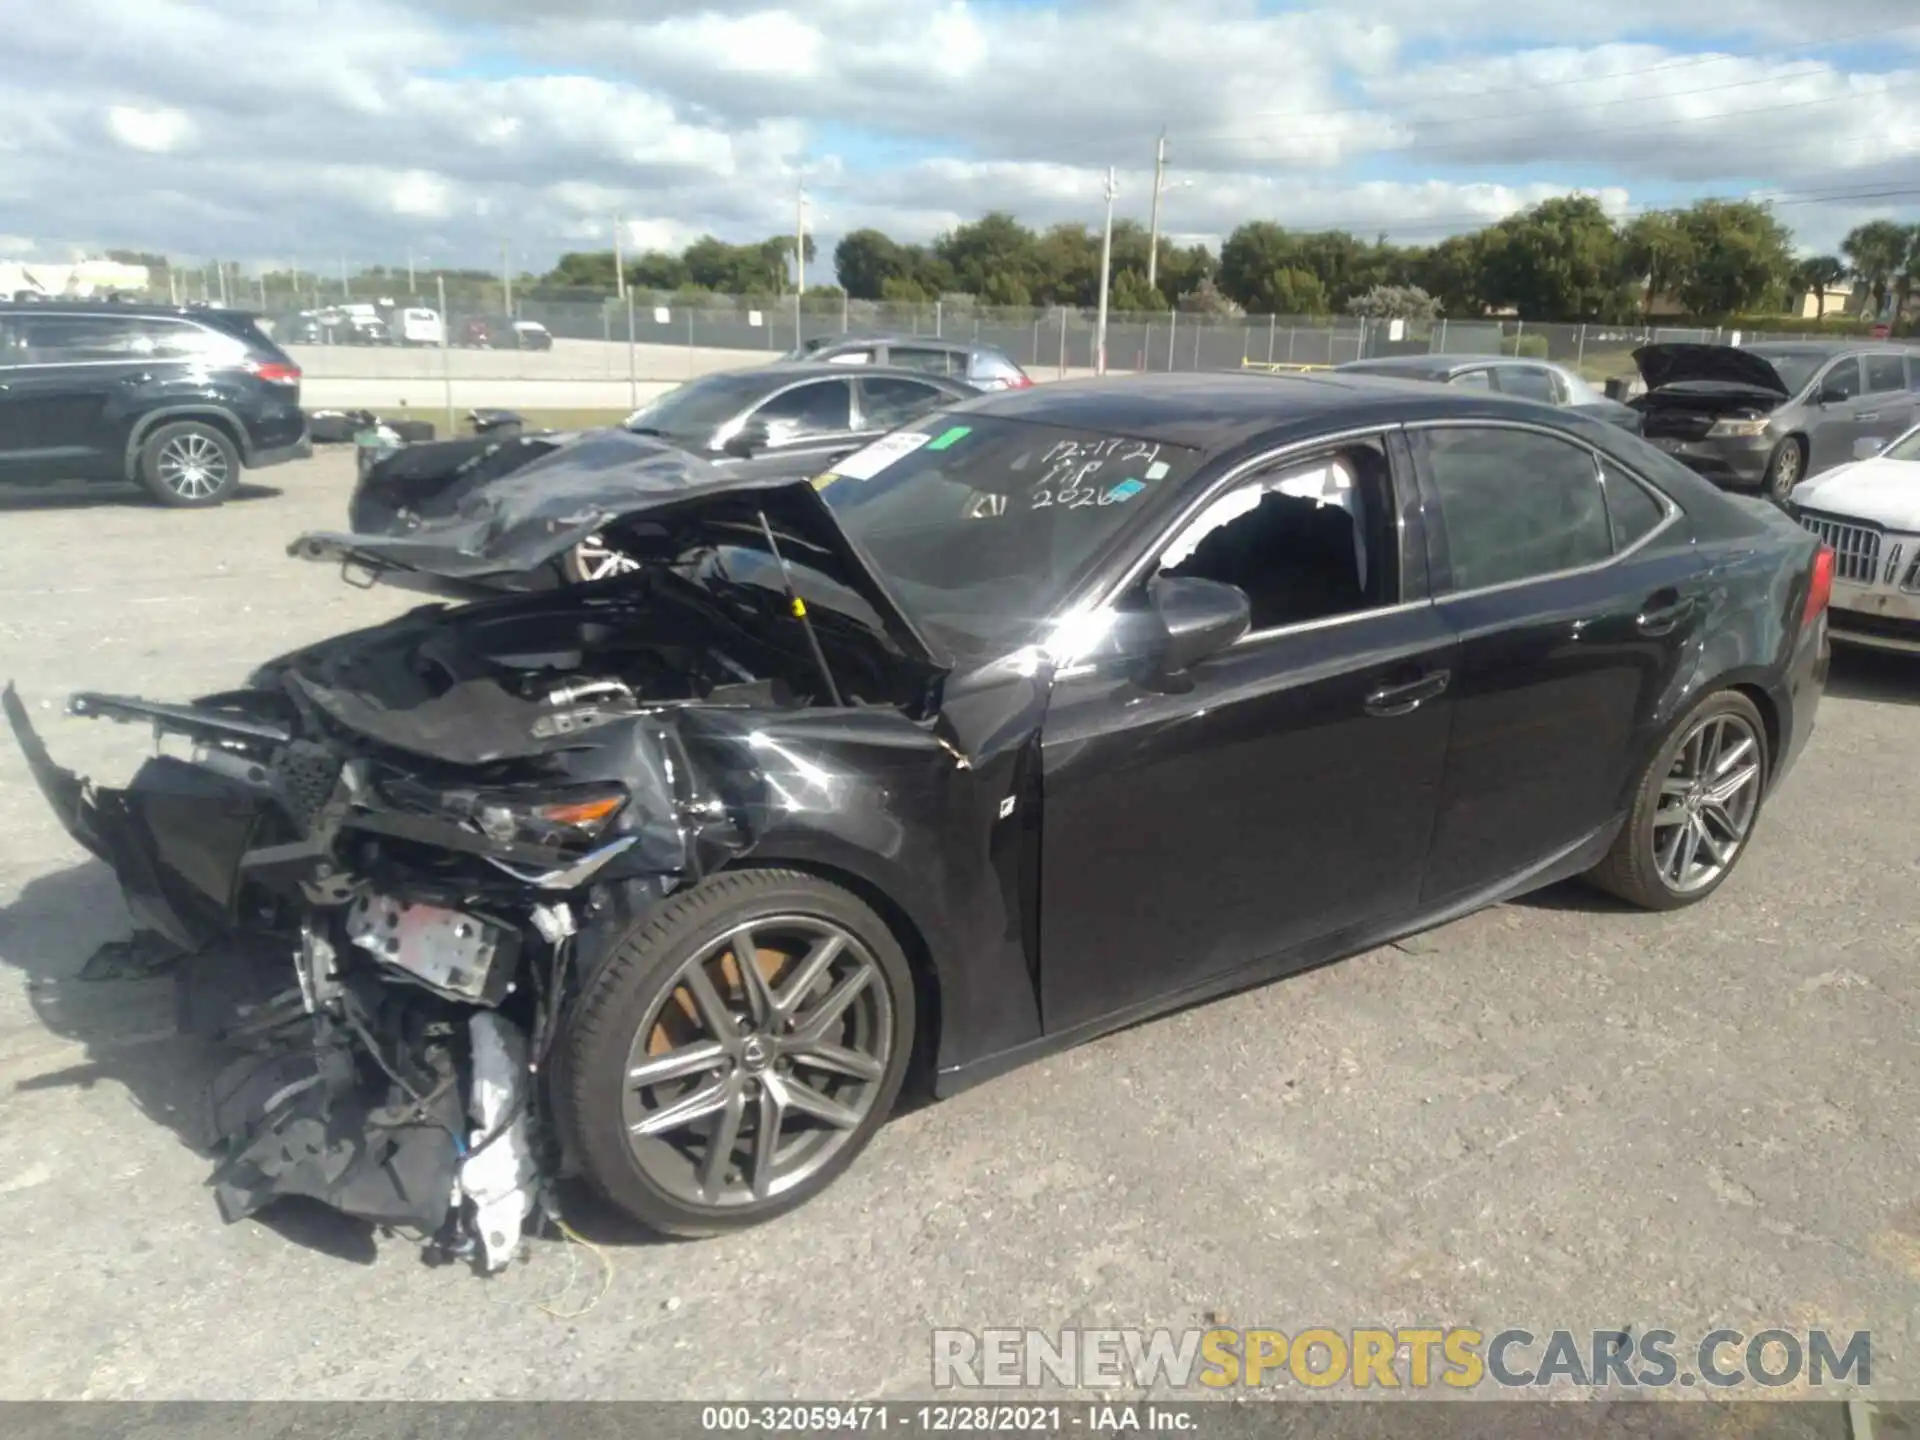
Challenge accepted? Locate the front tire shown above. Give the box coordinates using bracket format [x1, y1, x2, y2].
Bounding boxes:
[1585, 690, 1770, 910]
[562, 869, 915, 1237]
[1763, 437, 1805, 505]
[138, 421, 240, 507]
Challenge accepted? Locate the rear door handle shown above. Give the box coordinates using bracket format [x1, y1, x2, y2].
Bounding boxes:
[1858, 412, 1879, 423]
[1636, 592, 1696, 636]
[1364, 670, 1450, 718]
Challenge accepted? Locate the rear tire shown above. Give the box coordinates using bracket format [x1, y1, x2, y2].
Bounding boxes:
[138, 421, 240, 507]
[1763, 437, 1805, 505]
[1585, 690, 1770, 910]
[562, 869, 915, 1237]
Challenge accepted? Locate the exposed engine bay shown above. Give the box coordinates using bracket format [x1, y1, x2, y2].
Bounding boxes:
[3, 553, 947, 1270]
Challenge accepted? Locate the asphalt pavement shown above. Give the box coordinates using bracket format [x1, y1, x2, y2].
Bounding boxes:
[0, 451, 1915, 1402]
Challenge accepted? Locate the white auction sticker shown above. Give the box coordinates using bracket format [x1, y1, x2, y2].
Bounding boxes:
[831, 431, 934, 481]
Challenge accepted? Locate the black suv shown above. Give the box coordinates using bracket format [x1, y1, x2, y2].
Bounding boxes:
[0, 302, 311, 506]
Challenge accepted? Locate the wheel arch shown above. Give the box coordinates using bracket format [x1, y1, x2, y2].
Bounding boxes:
[1729, 680, 1782, 782]
[125, 406, 249, 480]
[738, 854, 945, 1092]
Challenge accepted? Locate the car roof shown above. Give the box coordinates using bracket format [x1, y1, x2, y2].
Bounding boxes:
[945, 370, 1598, 452]
[0, 299, 262, 321]
[805, 335, 991, 356]
[753, 361, 975, 384]
[1342, 353, 1557, 377]
[653, 364, 976, 402]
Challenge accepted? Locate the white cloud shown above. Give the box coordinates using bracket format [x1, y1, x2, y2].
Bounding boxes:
[105, 104, 196, 154]
[0, 0, 1913, 273]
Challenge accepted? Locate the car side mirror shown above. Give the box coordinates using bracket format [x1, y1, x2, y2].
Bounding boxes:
[723, 421, 770, 458]
[1853, 436, 1886, 460]
[1147, 574, 1250, 675]
[1818, 385, 1850, 406]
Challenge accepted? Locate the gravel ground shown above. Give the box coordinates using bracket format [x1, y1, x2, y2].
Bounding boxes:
[0, 451, 1915, 1404]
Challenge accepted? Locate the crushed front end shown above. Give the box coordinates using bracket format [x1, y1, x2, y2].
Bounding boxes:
[2, 614, 761, 1269]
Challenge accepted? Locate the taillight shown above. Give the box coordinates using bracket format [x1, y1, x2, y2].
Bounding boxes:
[1804, 545, 1833, 627]
[245, 358, 301, 385]
[1008, 372, 1034, 389]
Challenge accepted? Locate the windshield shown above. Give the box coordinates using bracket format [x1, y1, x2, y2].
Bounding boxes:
[623, 373, 770, 443]
[815, 416, 1203, 652]
[1885, 426, 1920, 463]
[1744, 349, 1825, 396]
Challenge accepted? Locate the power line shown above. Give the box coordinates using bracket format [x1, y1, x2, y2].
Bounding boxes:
[1186, 21, 1920, 126]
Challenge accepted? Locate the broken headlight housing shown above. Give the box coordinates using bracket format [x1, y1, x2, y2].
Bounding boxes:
[469, 783, 630, 847]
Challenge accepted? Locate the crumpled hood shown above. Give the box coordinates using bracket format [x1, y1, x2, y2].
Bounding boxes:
[1791, 456, 1920, 530]
[293, 427, 942, 666]
[1633, 344, 1792, 397]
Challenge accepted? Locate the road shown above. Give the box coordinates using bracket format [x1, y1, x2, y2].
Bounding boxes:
[0, 450, 1915, 1401]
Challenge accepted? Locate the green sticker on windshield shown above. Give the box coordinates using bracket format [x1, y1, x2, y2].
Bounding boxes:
[926, 425, 972, 451]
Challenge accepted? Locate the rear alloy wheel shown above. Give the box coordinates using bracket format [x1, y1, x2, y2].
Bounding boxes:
[139, 421, 240, 507]
[563, 870, 915, 1236]
[563, 536, 642, 584]
[1763, 437, 1804, 505]
[1585, 691, 1770, 910]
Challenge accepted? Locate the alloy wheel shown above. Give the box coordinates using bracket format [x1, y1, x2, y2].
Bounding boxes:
[156, 433, 232, 500]
[621, 915, 894, 1210]
[571, 536, 642, 581]
[1767, 442, 1802, 503]
[1652, 711, 1763, 894]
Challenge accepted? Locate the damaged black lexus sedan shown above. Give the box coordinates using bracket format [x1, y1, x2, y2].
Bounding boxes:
[5, 372, 1831, 1257]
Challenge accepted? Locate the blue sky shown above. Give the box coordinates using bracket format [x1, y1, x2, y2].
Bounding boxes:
[1, 0, 1916, 270]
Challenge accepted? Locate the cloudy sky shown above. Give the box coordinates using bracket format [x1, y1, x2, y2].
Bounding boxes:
[3, 0, 1919, 276]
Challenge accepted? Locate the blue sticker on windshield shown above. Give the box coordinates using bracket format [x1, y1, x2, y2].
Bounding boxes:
[1106, 478, 1145, 501]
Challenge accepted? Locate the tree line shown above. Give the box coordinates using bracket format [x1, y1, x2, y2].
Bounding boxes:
[540, 198, 1920, 324]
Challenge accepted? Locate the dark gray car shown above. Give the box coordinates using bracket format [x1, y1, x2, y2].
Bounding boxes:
[1337, 354, 1642, 433]
[1630, 341, 1920, 502]
[782, 335, 1033, 390]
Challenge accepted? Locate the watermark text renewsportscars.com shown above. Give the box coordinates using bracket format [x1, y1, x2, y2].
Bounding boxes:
[931, 1327, 1872, 1391]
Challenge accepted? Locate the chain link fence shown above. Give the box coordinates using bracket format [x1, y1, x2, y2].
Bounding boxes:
[146, 270, 1863, 390]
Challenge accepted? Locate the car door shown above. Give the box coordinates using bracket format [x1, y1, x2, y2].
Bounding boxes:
[1805, 356, 1866, 474]
[727, 376, 865, 479]
[1409, 422, 1699, 903]
[0, 313, 136, 479]
[1037, 432, 1460, 1035]
[1854, 353, 1916, 456]
[0, 315, 30, 474]
[856, 375, 953, 433]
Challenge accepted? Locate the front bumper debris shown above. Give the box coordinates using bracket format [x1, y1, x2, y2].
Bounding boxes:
[5, 682, 552, 1270]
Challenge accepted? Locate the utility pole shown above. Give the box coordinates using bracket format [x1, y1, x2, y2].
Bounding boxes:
[1095, 166, 1116, 376]
[795, 187, 809, 295]
[501, 242, 514, 315]
[407, 248, 416, 295]
[613, 215, 626, 302]
[1146, 130, 1167, 295]
[339, 254, 349, 299]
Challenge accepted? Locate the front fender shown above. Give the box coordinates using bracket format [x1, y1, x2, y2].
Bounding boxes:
[676, 704, 1046, 1079]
